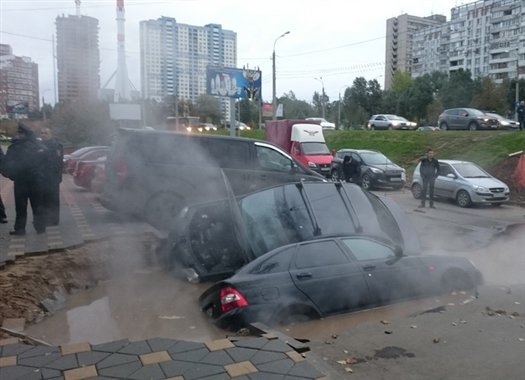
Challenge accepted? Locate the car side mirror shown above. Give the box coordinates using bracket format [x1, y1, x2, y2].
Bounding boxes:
[446, 173, 456, 179]
[386, 245, 403, 265]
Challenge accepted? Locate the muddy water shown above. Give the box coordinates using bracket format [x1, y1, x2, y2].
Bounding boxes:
[24, 268, 226, 345]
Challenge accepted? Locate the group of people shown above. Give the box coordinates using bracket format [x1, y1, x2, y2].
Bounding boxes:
[0, 123, 63, 236]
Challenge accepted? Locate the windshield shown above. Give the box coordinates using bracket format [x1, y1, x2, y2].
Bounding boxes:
[452, 162, 490, 178]
[301, 142, 331, 155]
[360, 152, 393, 165]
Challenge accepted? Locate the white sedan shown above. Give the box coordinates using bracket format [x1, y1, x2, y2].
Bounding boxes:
[305, 117, 336, 129]
[368, 114, 417, 130]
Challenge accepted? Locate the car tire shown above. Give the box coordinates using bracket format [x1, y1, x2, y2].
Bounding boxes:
[388, 125, 393, 130]
[411, 183, 423, 199]
[441, 268, 474, 293]
[361, 174, 372, 190]
[440, 122, 448, 130]
[145, 192, 183, 228]
[456, 190, 472, 208]
[331, 169, 340, 182]
[370, 124, 376, 130]
[468, 122, 478, 131]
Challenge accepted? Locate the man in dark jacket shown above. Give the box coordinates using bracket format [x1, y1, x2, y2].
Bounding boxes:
[40, 127, 63, 226]
[0, 147, 7, 223]
[342, 155, 359, 183]
[518, 100, 525, 131]
[0, 123, 48, 235]
[419, 148, 440, 209]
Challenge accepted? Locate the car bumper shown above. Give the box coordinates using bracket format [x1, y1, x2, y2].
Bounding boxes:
[370, 173, 406, 188]
[470, 191, 510, 204]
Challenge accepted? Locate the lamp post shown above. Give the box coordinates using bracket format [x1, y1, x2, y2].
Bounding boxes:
[272, 31, 290, 120]
[338, 85, 348, 130]
[314, 77, 326, 119]
[515, 52, 520, 122]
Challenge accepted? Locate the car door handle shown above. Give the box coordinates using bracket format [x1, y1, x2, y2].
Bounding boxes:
[296, 272, 312, 279]
[362, 265, 376, 271]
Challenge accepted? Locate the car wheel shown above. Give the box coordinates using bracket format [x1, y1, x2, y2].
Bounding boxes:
[145, 192, 183, 228]
[468, 122, 478, 131]
[440, 122, 448, 130]
[411, 183, 423, 199]
[456, 190, 472, 208]
[331, 169, 340, 182]
[361, 174, 372, 190]
[441, 269, 474, 293]
[370, 124, 375, 130]
[388, 125, 393, 130]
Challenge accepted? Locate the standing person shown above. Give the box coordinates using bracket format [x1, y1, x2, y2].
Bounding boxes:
[0, 123, 48, 235]
[418, 148, 440, 209]
[518, 100, 525, 131]
[342, 155, 358, 183]
[0, 147, 7, 223]
[40, 127, 63, 226]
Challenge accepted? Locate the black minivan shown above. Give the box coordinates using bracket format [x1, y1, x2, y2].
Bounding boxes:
[101, 128, 325, 227]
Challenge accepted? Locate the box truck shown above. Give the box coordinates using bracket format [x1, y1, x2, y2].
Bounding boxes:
[265, 119, 333, 176]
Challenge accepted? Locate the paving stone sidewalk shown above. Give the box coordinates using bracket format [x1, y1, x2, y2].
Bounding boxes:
[0, 176, 155, 267]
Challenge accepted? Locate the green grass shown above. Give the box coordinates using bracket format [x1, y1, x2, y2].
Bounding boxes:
[238, 129, 525, 173]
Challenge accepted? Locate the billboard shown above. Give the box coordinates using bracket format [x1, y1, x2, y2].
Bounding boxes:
[207, 67, 262, 100]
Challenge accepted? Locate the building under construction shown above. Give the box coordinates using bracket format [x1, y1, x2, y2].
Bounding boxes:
[55, 2, 100, 103]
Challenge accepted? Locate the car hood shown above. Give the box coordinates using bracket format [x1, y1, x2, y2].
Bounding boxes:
[464, 177, 508, 188]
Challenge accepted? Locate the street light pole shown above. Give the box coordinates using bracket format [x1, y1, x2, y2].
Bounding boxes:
[272, 31, 290, 120]
[516, 56, 520, 122]
[314, 77, 325, 119]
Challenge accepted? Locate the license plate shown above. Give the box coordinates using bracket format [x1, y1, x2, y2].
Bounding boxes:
[390, 178, 402, 182]
[321, 167, 330, 171]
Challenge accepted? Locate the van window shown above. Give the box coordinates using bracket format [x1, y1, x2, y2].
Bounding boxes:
[256, 145, 294, 172]
[205, 139, 250, 169]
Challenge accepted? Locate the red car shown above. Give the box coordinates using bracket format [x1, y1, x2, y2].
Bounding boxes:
[63, 146, 110, 175]
[90, 158, 107, 193]
[73, 156, 107, 190]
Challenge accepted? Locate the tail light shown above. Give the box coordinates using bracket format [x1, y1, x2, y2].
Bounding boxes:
[219, 287, 248, 313]
[115, 159, 128, 186]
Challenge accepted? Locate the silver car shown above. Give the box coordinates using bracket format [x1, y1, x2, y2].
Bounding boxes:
[367, 114, 417, 130]
[411, 159, 510, 207]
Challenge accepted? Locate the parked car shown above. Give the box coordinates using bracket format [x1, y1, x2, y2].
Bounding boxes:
[484, 112, 520, 130]
[199, 235, 483, 329]
[411, 159, 510, 207]
[63, 146, 110, 175]
[161, 181, 421, 282]
[438, 108, 499, 130]
[305, 117, 336, 130]
[90, 158, 107, 194]
[417, 126, 440, 132]
[367, 114, 417, 130]
[102, 128, 325, 227]
[330, 149, 406, 190]
[73, 156, 106, 190]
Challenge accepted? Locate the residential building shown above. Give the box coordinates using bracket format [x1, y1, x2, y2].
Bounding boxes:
[56, 14, 100, 103]
[0, 44, 39, 118]
[140, 17, 236, 120]
[403, 0, 524, 84]
[384, 14, 446, 89]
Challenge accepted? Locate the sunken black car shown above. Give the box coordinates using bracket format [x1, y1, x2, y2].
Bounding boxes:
[199, 235, 483, 329]
[161, 181, 421, 282]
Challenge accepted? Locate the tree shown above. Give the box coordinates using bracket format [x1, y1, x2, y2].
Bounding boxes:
[196, 94, 221, 124]
[471, 77, 507, 115]
[280, 91, 314, 119]
[50, 101, 113, 147]
[439, 69, 474, 108]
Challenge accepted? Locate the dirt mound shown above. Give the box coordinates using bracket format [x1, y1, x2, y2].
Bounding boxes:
[488, 155, 525, 204]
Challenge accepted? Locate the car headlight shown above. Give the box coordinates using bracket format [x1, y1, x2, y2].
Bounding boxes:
[401, 171, 406, 181]
[473, 185, 489, 193]
[500, 121, 510, 126]
[308, 161, 318, 168]
[370, 167, 383, 174]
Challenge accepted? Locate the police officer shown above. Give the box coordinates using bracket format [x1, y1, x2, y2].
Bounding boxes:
[0, 123, 48, 235]
[40, 127, 63, 226]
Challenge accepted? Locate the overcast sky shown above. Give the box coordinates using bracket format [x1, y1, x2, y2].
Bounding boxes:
[0, 0, 464, 105]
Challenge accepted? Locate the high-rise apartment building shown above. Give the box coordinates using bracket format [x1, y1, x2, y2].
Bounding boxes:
[140, 17, 236, 105]
[393, 0, 524, 85]
[384, 14, 447, 89]
[0, 44, 39, 118]
[56, 14, 100, 103]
